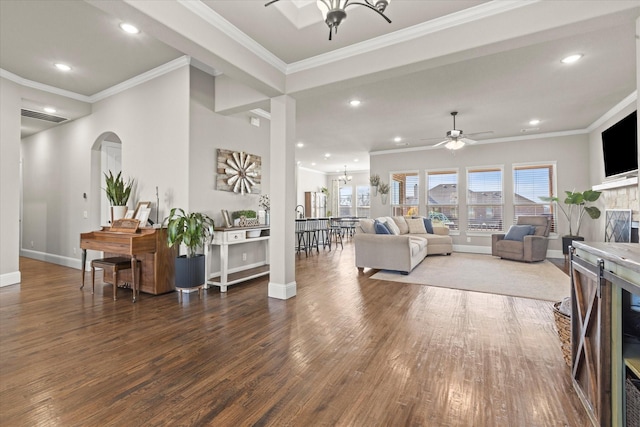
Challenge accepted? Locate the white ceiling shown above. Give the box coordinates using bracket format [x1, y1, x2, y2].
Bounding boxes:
[1, 0, 638, 174]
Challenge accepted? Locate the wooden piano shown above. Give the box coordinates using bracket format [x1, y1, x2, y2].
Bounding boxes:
[80, 227, 176, 295]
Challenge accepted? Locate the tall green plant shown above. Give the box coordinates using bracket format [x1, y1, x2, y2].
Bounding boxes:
[164, 208, 215, 258]
[103, 171, 133, 206]
[540, 190, 601, 236]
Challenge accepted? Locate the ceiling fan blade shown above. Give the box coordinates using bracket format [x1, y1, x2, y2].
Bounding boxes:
[460, 137, 477, 145]
[465, 130, 494, 138]
[432, 139, 449, 147]
[264, 0, 280, 6]
[420, 136, 444, 141]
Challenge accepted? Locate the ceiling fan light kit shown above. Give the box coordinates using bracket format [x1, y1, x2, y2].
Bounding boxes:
[265, 0, 392, 40]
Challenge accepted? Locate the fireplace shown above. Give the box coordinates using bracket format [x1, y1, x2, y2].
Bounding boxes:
[595, 177, 639, 243]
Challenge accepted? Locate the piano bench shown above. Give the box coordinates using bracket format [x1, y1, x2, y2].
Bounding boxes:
[91, 257, 141, 302]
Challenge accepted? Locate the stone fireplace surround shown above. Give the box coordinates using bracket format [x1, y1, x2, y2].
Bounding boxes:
[593, 176, 639, 242]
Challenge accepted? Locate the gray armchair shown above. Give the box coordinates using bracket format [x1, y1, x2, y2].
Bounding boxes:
[491, 216, 551, 262]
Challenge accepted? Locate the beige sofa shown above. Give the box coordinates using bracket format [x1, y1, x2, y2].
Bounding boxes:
[354, 216, 453, 274]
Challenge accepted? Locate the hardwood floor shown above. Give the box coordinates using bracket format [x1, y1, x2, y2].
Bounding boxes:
[1, 244, 588, 426]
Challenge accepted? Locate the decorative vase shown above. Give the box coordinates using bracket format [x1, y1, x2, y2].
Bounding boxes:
[265, 211, 270, 226]
[372, 186, 378, 197]
[381, 194, 388, 205]
[110, 206, 128, 224]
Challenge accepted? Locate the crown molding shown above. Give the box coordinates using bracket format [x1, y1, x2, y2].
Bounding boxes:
[1, 56, 192, 104]
[587, 90, 637, 132]
[287, 0, 535, 74]
[89, 56, 191, 102]
[0, 68, 91, 103]
[177, 0, 287, 73]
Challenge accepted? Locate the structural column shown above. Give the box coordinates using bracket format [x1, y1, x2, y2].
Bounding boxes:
[268, 95, 296, 299]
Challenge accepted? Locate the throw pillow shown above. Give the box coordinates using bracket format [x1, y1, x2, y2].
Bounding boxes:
[504, 225, 535, 241]
[359, 219, 376, 234]
[392, 216, 409, 234]
[406, 218, 427, 234]
[374, 220, 391, 234]
[422, 217, 434, 234]
[384, 217, 401, 235]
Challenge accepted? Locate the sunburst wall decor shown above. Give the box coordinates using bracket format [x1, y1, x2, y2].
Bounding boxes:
[216, 149, 262, 194]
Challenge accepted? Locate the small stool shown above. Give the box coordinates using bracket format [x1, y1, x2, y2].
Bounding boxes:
[91, 257, 140, 302]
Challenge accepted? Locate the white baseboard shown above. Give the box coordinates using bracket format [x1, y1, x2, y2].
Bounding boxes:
[268, 281, 296, 299]
[20, 249, 83, 270]
[0, 271, 21, 287]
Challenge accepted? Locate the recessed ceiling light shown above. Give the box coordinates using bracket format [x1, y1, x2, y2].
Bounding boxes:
[394, 137, 402, 142]
[296, 142, 304, 148]
[119, 23, 140, 34]
[54, 63, 71, 71]
[349, 99, 361, 107]
[561, 54, 583, 64]
[529, 119, 540, 125]
[354, 158, 359, 162]
[297, 160, 302, 165]
[324, 153, 331, 158]
[44, 107, 56, 114]
[311, 162, 316, 166]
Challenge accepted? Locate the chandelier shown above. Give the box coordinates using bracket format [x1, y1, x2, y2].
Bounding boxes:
[265, 0, 392, 40]
[339, 165, 353, 183]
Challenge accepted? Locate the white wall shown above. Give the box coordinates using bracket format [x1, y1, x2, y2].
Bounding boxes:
[20, 66, 190, 268]
[189, 67, 271, 228]
[370, 134, 592, 254]
[0, 78, 21, 286]
[296, 167, 327, 209]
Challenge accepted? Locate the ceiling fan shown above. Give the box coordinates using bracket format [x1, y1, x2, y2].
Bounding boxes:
[423, 112, 493, 150]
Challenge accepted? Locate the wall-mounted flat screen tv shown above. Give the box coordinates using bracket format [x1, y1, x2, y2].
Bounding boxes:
[602, 110, 637, 178]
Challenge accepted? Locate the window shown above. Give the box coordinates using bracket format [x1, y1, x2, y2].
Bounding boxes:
[467, 167, 503, 231]
[513, 163, 556, 232]
[339, 186, 353, 217]
[356, 185, 370, 218]
[426, 170, 459, 230]
[391, 172, 419, 216]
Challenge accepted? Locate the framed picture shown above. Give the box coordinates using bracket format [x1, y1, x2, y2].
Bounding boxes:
[124, 210, 134, 219]
[221, 209, 232, 228]
[133, 201, 151, 219]
[135, 207, 151, 225]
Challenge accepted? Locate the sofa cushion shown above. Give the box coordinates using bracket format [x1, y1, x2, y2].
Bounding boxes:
[406, 218, 427, 234]
[409, 240, 424, 257]
[359, 218, 376, 234]
[374, 220, 391, 234]
[504, 225, 535, 241]
[423, 218, 434, 234]
[392, 216, 409, 234]
[383, 217, 401, 235]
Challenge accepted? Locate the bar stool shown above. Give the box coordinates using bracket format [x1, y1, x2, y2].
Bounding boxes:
[89, 257, 141, 302]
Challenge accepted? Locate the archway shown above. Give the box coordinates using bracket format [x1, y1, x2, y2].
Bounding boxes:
[91, 132, 122, 226]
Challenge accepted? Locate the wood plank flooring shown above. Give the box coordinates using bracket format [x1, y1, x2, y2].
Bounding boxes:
[0, 243, 589, 426]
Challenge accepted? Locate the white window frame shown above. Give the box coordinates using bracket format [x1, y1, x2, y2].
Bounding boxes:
[466, 165, 504, 234]
[512, 161, 558, 235]
[390, 170, 420, 216]
[425, 168, 459, 233]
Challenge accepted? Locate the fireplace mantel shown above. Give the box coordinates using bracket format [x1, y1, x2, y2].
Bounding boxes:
[592, 176, 638, 191]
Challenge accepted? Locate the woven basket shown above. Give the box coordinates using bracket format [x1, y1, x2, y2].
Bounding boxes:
[553, 301, 571, 366]
[627, 378, 640, 427]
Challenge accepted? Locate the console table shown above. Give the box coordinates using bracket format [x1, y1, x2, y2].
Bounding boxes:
[205, 226, 270, 292]
[570, 241, 640, 426]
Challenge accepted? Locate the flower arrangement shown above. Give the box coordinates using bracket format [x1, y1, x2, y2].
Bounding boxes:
[378, 182, 390, 195]
[259, 194, 270, 211]
[369, 174, 381, 187]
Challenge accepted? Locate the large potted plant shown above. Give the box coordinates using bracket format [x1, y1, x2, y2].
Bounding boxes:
[164, 208, 215, 289]
[103, 170, 134, 223]
[540, 189, 602, 254]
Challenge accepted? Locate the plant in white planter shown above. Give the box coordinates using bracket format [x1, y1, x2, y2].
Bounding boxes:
[103, 170, 134, 223]
[378, 181, 390, 205]
[164, 208, 215, 289]
[369, 174, 381, 196]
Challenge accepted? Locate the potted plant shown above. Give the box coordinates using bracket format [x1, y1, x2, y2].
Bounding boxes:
[378, 181, 390, 205]
[540, 189, 602, 254]
[370, 174, 381, 196]
[164, 208, 215, 289]
[103, 170, 134, 223]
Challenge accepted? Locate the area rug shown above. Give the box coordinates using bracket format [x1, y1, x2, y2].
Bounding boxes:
[370, 253, 570, 302]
